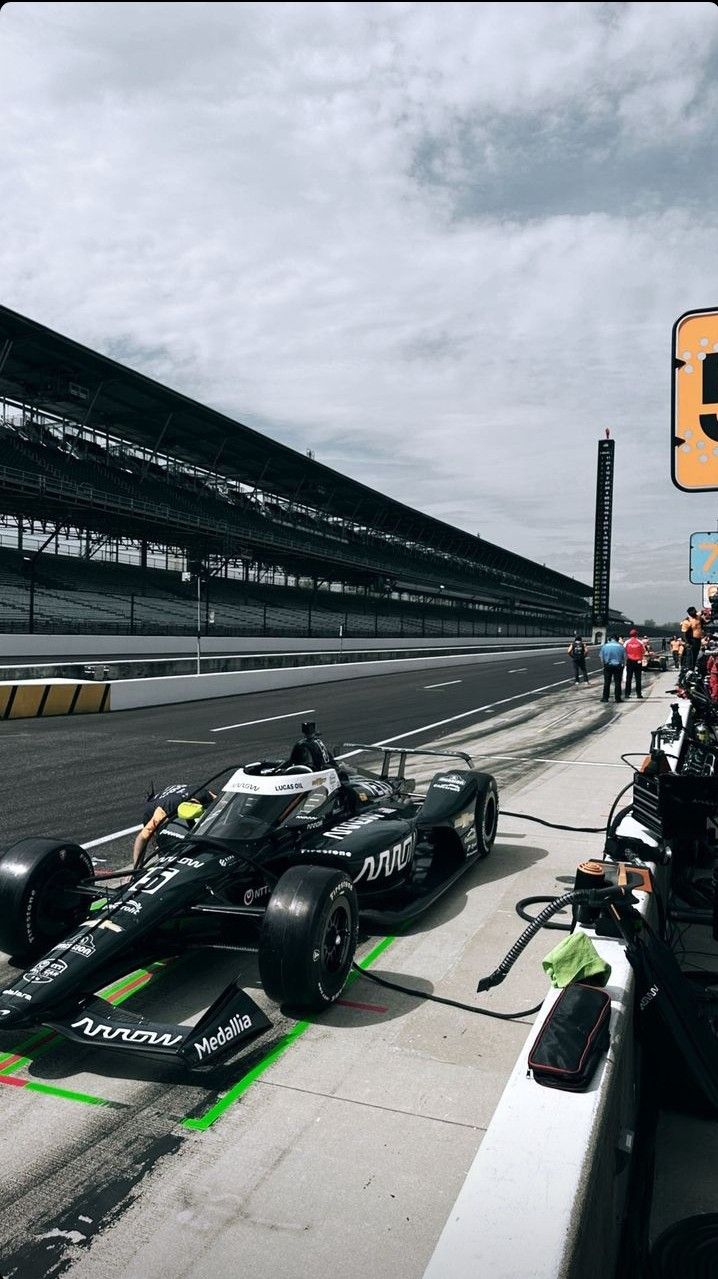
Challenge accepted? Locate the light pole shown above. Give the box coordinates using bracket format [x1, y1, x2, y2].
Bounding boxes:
[24, 556, 35, 634]
[183, 560, 204, 674]
[196, 572, 201, 674]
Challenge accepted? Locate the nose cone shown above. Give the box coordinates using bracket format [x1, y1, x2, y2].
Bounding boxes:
[0, 997, 27, 1028]
[0, 997, 30, 1030]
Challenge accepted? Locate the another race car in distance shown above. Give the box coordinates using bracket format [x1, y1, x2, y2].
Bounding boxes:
[641, 638, 669, 671]
[0, 723, 498, 1070]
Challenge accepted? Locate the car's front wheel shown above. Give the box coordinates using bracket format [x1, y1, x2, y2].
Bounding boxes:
[475, 774, 499, 858]
[258, 866, 358, 1011]
[0, 838, 94, 957]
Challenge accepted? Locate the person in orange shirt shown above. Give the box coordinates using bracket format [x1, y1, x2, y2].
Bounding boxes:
[680, 607, 704, 670]
[624, 628, 647, 699]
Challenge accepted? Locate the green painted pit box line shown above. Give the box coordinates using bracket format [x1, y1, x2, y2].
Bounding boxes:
[182, 933, 398, 1132]
[0, 964, 167, 1110]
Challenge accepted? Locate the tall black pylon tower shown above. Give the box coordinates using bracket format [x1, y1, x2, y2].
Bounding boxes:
[592, 429, 615, 637]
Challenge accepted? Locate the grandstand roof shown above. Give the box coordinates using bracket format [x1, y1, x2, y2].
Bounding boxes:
[0, 304, 589, 596]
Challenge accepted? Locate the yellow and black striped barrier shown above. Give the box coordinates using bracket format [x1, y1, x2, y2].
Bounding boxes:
[0, 680, 111, 720]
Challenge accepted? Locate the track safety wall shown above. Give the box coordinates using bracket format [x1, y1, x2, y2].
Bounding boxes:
[0, 635, 562, 660]
[0, 679, 111, 719]
[109, 647, 564, 712]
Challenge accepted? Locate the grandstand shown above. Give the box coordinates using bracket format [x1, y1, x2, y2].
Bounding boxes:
[0, 305, 592, 638]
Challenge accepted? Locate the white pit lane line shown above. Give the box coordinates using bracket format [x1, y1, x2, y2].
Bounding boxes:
[211, 707, 316, 733]
[166, 739, 217, 745]
[339, 674, 576, 758]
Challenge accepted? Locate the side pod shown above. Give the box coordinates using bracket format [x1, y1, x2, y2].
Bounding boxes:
[417, 769, 479, 829]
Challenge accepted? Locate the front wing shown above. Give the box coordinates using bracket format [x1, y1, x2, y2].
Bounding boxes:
[46, 978, 271, 1070]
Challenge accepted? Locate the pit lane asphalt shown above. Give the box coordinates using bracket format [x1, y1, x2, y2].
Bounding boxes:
[0, 647, 600, 850]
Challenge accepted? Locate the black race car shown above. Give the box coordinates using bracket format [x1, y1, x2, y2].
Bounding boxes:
[0, 723, 498, 1070]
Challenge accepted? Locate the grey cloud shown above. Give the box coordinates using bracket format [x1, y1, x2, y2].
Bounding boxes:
[412, 109, 718, 222]
[1, 1, 717, 624]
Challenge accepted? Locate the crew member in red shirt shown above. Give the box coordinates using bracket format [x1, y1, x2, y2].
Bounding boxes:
[624, 628, 646, 699]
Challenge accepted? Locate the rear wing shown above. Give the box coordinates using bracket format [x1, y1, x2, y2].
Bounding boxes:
[340, 743, 473, 781]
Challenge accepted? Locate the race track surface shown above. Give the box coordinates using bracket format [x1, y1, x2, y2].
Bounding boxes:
[0, 647, 593, 847]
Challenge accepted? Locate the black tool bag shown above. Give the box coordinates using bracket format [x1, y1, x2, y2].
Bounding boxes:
[625, 925, 718, 1116]
[528, 983, 612, 1092]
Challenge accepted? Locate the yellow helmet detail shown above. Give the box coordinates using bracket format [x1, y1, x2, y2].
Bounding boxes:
[177, 800, 204, 822]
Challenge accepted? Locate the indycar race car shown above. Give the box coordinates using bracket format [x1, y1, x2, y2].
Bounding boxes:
[0, 724, 498, 1070]
[641, 641, 668, 672]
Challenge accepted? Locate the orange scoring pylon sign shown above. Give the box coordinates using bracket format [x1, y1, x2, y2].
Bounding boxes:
[672, 307, 718, 491]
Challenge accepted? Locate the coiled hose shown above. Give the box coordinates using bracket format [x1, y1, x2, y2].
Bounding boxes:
[476, 885, 626, 992]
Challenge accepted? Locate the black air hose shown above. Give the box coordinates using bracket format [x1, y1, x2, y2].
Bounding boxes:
[476, 885, 626, 992]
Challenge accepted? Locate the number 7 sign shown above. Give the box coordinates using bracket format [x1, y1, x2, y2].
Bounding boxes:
[689, 531, 718, 583]
[673, 308, 718, 490]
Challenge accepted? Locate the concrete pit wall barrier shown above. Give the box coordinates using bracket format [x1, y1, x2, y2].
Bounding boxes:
[0, 679, 111, 719]
[423, 698, 687, 1279]
[423, 889, 657, 1279]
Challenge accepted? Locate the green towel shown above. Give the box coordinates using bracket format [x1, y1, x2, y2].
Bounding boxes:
[542, 930, 611, 989]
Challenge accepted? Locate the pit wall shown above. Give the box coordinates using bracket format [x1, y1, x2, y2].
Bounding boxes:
[422, 909, 649, 1279]
[423, 698, 688, 1279]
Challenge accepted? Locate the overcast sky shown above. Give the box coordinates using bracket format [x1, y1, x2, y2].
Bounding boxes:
[1, 1, 718, 622]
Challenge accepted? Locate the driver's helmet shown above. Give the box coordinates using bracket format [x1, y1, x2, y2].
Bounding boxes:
[288, 723, 339, 773]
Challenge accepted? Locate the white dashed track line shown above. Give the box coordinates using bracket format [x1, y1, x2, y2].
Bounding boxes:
[211, 708, 316, 733]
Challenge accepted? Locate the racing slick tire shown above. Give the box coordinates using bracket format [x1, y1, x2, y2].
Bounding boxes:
[0, 838, 94, 957]
[475, 773, 499, 859]
[258, 866, 358, 1012]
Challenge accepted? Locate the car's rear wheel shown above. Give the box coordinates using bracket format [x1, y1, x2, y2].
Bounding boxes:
[475, 774, 499, 858]
[0, 838, 94, 957]
[258, 866, 358, 1011]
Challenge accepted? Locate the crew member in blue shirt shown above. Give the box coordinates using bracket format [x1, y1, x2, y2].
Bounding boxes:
[599, 633, 626, 703]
